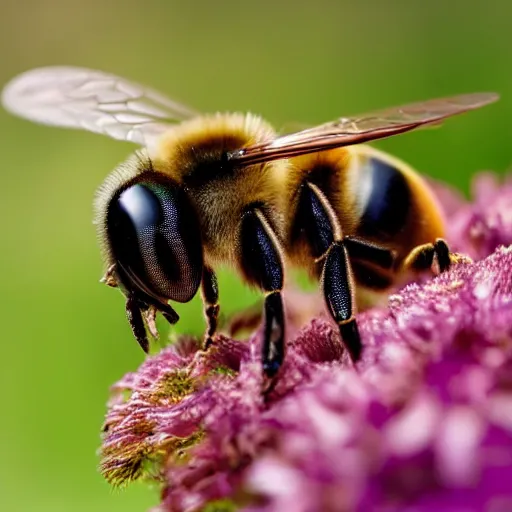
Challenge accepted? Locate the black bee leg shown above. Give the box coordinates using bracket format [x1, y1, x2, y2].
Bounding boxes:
[159, 302, 180, 326]
[322, 242, 361, 362]
[201, 266, 220, 350]
[403, 238, 468, 275]
[125, 295, 150, 353]
[343, 236, 396, 271]
[297, 182, 362, 363]
[125, 295, 179, 353]
[240, 208, 285, 379]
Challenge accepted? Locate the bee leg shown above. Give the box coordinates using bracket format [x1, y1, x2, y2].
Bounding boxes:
[298, 182, 362, 363]
[322, 242, 361, 363]
[227, 302, 263, 337]
[125, 295, 150, 353]
[125, 295, 178, 352]
[159, 302, 180, 326]
[240, 208, 285, 380]
[402, 238, 468, 275]
[343, 236, 396, 270]
[201, 266, 219, 350]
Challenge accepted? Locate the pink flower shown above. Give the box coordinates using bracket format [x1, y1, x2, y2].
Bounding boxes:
[100, 174, 512, 512]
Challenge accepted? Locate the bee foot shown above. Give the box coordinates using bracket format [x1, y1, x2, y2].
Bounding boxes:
[203, 335, 216, 351]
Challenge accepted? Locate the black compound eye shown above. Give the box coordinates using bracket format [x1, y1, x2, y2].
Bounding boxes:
[107, 173, 203, 303]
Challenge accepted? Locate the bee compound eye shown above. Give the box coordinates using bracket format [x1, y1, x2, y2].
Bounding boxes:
[106, 174, 203, 303]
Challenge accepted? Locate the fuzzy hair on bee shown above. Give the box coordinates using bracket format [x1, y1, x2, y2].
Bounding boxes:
[152, 113, 291, 269]
[94, 150, 152, 267]
[1, 66, 499, 387]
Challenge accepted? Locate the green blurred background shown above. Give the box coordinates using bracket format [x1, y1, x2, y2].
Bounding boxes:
[0, 0, 510, 510]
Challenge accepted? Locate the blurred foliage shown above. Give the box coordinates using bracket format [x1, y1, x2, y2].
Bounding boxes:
[0, 0, 510, 510]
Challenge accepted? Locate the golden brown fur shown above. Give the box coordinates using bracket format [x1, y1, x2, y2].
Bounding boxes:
[152, 113, 292, 271]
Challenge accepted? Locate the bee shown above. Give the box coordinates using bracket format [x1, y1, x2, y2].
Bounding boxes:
[2, 67, 498, 380]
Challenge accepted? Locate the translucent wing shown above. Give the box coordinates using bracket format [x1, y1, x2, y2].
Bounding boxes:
[1, 66, 198, 145]
[228, 92, 499, 165]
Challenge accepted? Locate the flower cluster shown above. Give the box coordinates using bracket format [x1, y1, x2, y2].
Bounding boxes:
[100, 174, 512, 512]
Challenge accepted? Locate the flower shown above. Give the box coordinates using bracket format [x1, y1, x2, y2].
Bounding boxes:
[100, 174, 512, 512]
[429, 173, 512, 259]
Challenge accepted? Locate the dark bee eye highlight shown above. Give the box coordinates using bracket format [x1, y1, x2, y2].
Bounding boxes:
[106, 173, 203, 304]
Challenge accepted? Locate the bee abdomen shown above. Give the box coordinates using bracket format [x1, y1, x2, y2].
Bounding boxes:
[355, 155, 412, 240]
[349, 146, 446, 265]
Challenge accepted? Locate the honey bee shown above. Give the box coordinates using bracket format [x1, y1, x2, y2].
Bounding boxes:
[2, 67, 498, 379]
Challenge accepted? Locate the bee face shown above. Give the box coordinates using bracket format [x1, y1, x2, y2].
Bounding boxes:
[1, 66, 498, 383]
[105, 171, 203, 305]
